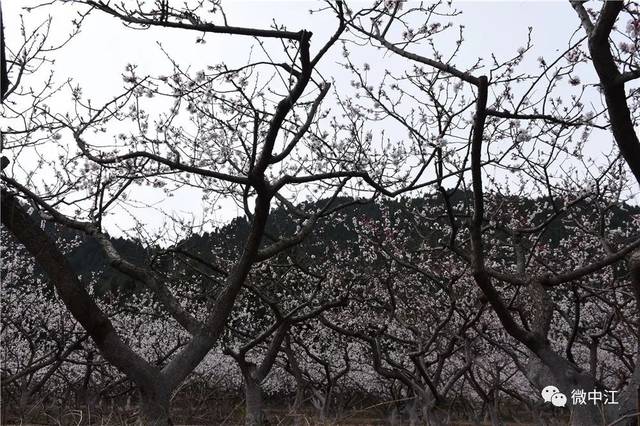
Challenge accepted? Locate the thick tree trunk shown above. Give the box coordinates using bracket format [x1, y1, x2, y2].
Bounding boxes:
[17, 390, 30, 422]
[244, 377, 265, 426]
[581, 2, 640, 188]
[320, 386, 332, 420]
[139, 384, 172, 426]
[551, 364, 602, 425]
[487, 404, 504, 426]
[284, 339, 304, 412]
[412, 389, 441, 426]
[611, 250, 640, 425]
[1, 1, 10, 101]
[526, 357, 602, 425]
[568, 401, 601, 425]
[406, 399, 419, 426]
[292, 381, 304, 415]
[1, 191, 172, 424]
[284, 340, 305, 426]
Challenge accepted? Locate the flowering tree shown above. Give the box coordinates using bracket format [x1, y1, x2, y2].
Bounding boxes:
[2, 1, 640, 425]
[222, 256, 348, 426]
[338, 1, 640, 424]
[1, 228, 89, 421]
[0, 1, 397, 423]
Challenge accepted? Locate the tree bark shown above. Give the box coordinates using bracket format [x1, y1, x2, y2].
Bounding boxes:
[244, 375, 265, 426]
[487, 403, 504, 426]
[1, 190, 168, 423]
[284, 337, 305, 425]
[1, 1, 10, 101]
[138, 383, 172, 426]
[610, 249, 640, 425]
[528, 358, 603, 425]
[581, 2, 640, 188]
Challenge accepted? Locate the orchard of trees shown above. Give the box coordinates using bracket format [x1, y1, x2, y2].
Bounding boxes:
[1, 1, 639, 425]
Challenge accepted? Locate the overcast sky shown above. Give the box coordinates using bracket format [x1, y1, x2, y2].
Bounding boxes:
[5, 1, 584, 94]
[3, 1, 636, 241]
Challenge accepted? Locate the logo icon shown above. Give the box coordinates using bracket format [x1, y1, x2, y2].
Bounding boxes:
[551, 392, 567, 407]
[541, 385, 567, 407]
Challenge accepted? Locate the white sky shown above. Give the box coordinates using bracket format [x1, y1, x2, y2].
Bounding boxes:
[3, 1, 637, 241]
[6, 2, 590, 111]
